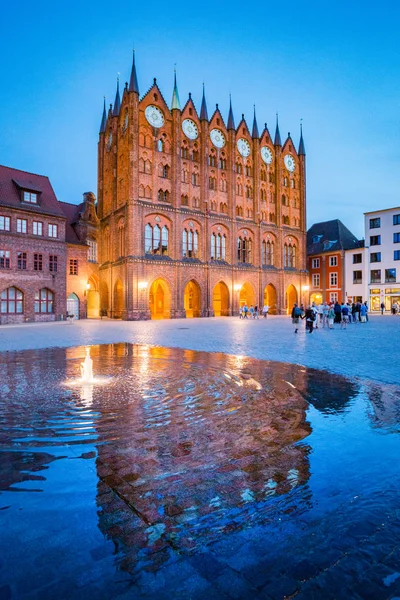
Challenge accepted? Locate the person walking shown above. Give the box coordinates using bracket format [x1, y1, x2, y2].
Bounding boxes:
[341, 303, 349, 329]
[360, 302, 367, 323]
[304, 305, 315, 333]
[291, 303, 302, 334]
[262, 304, 269, 318]
[328, 304, 335, 329]
[380, 301, 385, 315]
[254, 305, 259, 319]
[249, 305, 254, 319]
[243, 304, 249, 319]
[364, 301, 369, 322]
[322, 302, 329, 328]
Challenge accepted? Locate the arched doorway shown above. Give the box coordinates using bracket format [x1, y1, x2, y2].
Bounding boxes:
[286, 284, 298, 314]
[239, 282, 256, 308]
[264, 284, 277, 315]
[310, 292, 323, 306]
[87, 274, 100, 318]
[213, 281, 229, 316]
[67, 293, 79, 319]
[100, 281, 109, 316]
[184, 280, 201, 318]
[149, 278, 171, 319]
[113, 279, 124, 318]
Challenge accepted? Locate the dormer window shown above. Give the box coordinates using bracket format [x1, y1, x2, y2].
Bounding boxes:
[323, 240, 333, 250]
[23, 191, 38, 204]
[312, 234, 322, 244]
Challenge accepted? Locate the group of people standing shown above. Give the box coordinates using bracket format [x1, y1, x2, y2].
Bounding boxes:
[239, 304, 270, 319]
[291, 300, 369, 334]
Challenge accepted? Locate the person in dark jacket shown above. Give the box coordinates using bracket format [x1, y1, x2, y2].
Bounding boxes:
[334, 301, 342, 324]
[304, 306, 315, 333]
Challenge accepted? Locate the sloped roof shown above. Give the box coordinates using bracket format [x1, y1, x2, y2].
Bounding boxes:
[0, 164, 66, 217]
[307, 219, 362, 255]
[59, 200, 84, 244]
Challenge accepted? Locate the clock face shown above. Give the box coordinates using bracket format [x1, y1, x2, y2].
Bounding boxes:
[284, 154, 296, 172]
[145, 105, 164, 128]
[182, 118, 198, 140]
[261, 146, 273, 164]
[237, 138, 251, 157]
[210, 128, 226, 148]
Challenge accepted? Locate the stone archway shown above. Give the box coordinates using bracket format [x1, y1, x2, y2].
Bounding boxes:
[67, 293, 80, 320]
[87, 274, 100, 319]
[239, 282, 256, 308]
[100, 281, 109, 316]
[213, 281, 229, 316]
[184, 280, 201, 318]
[286, 284, 298, 314]
[113, 279, 124, 318]
[264, 284, 277, 315]
[149, 278, 171, 319]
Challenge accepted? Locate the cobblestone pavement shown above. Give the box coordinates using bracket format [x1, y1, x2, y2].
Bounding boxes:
[0, 314, 398, 384]
[1, 317, 400, 600]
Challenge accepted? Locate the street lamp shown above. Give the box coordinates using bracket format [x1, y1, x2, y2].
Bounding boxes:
[138, 281, 148, 291]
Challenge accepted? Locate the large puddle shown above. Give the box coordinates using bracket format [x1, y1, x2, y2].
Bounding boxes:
[1, 344, 400, 599]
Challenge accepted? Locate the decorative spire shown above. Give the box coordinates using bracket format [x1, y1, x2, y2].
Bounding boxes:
[227, 95, 235, 130]
[113, 77, 121, 117]
[298, 121, 306, 156]
[99, 97, 107, 133]
[129, 49, 139, 94]
[171, 69, 181, 110]
[274, 113, 282, 146]
[200, 83, 208, 120]
[252, 105, 259, 138]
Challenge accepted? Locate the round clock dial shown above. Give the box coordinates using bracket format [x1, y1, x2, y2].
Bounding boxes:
[237, 138, 251, 157]
[261, 146, 273, 164]
[145, 105, 164, 128]
[284, 154, 296, 172]
[182, 118, 198, 140]
[210, 128, 226, 148]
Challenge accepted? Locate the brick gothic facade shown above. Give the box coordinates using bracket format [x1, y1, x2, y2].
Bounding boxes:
[98, 53, 308, 320]
[0, 163, 99, 323]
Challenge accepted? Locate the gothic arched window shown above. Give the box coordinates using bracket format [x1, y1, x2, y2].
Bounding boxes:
[34, 288, 54, 313]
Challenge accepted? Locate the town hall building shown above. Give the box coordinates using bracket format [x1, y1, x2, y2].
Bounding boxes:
[97, 52, 308, 319]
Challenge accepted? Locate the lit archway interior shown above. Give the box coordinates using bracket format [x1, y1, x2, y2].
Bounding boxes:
[286, 284, 298, 314]
[264, 284, 277, 314]
[113, 279, 124, 318]
[100, 281, 109, 315]
[184, 280, 201, 318]
[67, 293, 79, 319]
[149, 278, 171, 319]
[310, 292, 323, 306]
[87, 274, 100, 318]
[239, 282, 256, 308]
[213, 281, 229, 316]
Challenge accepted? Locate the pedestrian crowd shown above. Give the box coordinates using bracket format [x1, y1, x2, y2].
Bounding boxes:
[239, 304, 270, 319]
[291, 300, 370, 334]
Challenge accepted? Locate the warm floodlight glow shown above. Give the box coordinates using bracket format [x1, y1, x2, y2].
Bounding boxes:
[302, 285, 309, 291]
[138, 281, 149, 290]
[86, 283, 91, 290]
[233, 284, 242, 292]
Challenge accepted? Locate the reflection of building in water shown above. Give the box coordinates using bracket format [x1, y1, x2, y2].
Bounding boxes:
[366, 383, 400, 432]
[93, 344, 313, 564]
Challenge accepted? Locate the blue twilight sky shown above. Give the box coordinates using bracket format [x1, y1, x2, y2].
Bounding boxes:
[1, 0, 400, 238]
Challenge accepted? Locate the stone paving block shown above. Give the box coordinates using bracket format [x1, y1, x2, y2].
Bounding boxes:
[214, 568, 258, 599]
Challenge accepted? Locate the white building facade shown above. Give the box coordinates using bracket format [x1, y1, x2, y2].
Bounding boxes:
[364, 207, 400, 312]
[344, 245, 368, 304]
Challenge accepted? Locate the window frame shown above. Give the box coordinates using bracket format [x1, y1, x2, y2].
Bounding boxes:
[1, 287, 23, 314]
[34, 288, 54, 314]
[0, 216, 10, 231]
[33, 221, 43, 236]
[0, 250, 11, 269]
[48, 224, 58, 238]
[17, 251, 27, 270]
[369, 217, 381, 229]
[17, 218, 27, 234]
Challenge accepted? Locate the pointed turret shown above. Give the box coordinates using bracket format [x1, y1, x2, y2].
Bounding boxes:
[252, 105, 259, 138]
[298, 123, 306, 156]
[113, 78, 121, 117]
[129, 50, 139, 94]
[274, 113, 282, 146]
[200, 83, 208, 120]
[99, 97, 107, 133]
[171, 70, 181, 110]
[227, 95, 235, 130]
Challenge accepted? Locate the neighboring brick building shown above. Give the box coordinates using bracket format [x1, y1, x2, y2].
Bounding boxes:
[60, 194, 99, 319]
[0, 165, 67, 324]
[307, 219, 362, 305]
[97, 52, 308, 319]
[0, 165, 99, 323]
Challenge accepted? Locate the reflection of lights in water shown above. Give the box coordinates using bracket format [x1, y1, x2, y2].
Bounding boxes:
[81, 384, 94, 405]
